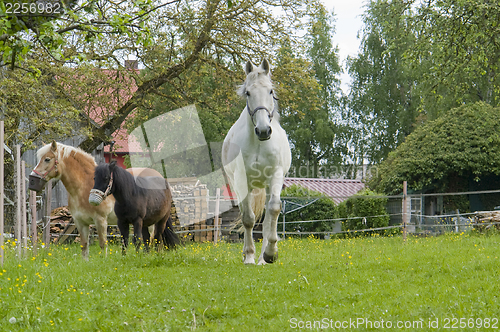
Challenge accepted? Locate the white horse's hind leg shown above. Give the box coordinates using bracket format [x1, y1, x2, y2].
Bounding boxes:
[241, 196, 256, 265]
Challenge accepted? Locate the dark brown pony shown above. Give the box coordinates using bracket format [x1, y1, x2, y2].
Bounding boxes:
[89, 160, 179, 252]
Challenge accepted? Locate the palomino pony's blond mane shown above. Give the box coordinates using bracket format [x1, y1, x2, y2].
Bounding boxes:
[37, 142, 96, 166]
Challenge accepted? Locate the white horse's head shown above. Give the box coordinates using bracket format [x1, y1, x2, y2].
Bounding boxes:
[238, 58, 277, 141]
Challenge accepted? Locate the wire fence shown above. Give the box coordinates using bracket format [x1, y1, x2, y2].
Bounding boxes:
[31, 209, 500, 246]
[5, 185, 500, 247]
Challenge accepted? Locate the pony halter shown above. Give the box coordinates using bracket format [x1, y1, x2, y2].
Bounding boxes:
[32, 157, 58, 180]
[89, 172, 114, 206]
[29, 156, 59, 192]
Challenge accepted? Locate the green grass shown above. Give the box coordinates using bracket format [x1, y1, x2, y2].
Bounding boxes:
[1, 233, 499, 331]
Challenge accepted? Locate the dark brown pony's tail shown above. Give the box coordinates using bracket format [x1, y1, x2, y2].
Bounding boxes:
[162, 215, 181, 249]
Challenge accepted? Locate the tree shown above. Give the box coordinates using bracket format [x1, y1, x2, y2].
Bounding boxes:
[346, 0, 418, 164]
[0, 61, 81, 149]
[369, 102, 500, 210]
[0, 0, 319, 154]
[346, 0, 500, 165]
[407, 0, 500, 118]
[277, 4, 346, 178]
[0, 0, 157, 69]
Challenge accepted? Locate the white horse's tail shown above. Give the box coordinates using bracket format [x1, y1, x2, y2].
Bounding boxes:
[231, 188, 266, 232]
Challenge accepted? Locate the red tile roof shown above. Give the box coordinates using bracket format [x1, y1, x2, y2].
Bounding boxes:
[283, 177, 365, 204]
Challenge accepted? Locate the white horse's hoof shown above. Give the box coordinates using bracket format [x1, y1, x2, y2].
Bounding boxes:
[263, 252, 278, 264]
[243, 255, 255, 265]
[257, 258, 267, 265]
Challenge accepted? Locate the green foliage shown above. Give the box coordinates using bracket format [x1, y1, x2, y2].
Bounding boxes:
[347, 0, 500, 164]
[1, 0, 322, 154]
[370, 102, 500, 198]
[346, 0, 418, 164]
[408, 0, 500, 118]
[337, 189, 390, 234]
[277, 4, 347, 177]
[0, 61, 83, 151]
[281, 184, 337, 235]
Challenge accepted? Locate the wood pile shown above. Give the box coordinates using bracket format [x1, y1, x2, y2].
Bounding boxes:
[473, 211, 500, 231]
[50, 206, 72, 232]
[170, 181, 209, 228]
[181, 220, 218, 242]
[49, 206, 78, 243]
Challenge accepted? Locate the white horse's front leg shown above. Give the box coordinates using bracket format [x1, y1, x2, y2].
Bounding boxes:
[257, 192, 271, 265]
[240, 196, 256, 265]
[258, 170, 283, 264]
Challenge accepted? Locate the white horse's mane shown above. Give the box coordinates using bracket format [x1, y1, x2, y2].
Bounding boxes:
[37, 142, 96, 165]
[237, 67, 274, 97]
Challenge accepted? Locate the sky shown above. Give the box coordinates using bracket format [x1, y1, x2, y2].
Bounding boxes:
[320, 0, 368, 92]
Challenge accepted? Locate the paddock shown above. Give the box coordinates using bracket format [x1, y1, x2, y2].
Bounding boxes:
[1, 234, 499, 330]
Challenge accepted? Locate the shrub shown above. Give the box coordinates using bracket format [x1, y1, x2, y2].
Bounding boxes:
[281, 184, 337, 236]
[338, 189, 390, 235]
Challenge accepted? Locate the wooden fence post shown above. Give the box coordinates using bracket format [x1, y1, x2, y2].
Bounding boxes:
[403, 181, 408, 242]
[30, 190, 37, 256]
[44, 180, 52, 248]
[21, 160, 27, 256]
[16, 145, 21, 258]
[214, 188, 220, 243]
[0, 121, 4, 266]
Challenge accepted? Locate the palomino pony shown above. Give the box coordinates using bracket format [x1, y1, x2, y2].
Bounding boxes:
[222, 59, 291, 265]
[89, 161, 179, 252]
[29, 141, 117, 260]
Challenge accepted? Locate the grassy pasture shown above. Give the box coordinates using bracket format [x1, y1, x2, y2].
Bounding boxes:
[0, 233, 499, 331]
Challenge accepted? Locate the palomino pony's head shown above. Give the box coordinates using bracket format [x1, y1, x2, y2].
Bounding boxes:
[29, 141, 62, 191]
[29, 141, 95, 192]
[238, 58, 278, 141]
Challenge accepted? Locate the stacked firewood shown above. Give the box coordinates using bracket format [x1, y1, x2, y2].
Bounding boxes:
[50, 206, 73, 235]
[170, 182, 209, 227]
[473, 211, 500, 231]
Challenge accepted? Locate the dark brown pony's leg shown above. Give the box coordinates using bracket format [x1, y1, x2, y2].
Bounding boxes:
[153, 216, 168, 251]
[142, 225, 151, 252]
[132, 218, 143, 252]
[118, 221, 129, 255]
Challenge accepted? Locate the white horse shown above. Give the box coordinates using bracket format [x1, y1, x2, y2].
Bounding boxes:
[222, 59, 291, 265]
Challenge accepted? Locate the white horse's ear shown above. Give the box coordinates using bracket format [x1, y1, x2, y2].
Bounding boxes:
[245, 60, 254, 75]
[51, 140, 57, 152]
[261, 58, 270, 75]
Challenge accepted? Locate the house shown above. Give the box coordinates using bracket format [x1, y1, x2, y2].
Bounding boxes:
[282, 177, 365, 204]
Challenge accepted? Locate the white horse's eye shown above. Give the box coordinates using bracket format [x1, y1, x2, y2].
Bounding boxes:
[270, 90, 273, 95]
[246, 91, 250, 96]
[45, 158, 51, 162]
